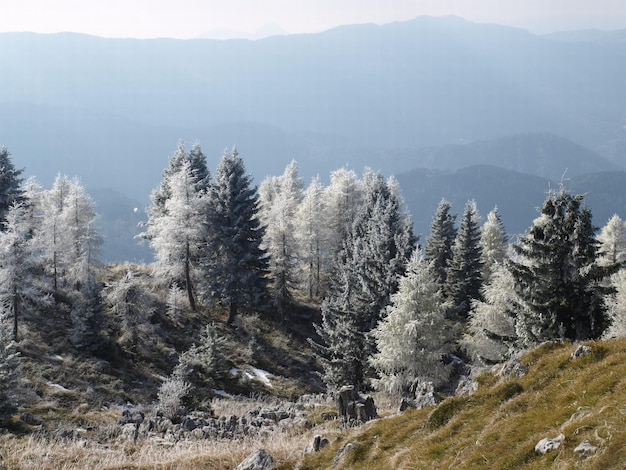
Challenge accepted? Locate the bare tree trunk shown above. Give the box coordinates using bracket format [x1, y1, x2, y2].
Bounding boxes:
[227, 302, 237, 326]
[184, 242, 196, 311]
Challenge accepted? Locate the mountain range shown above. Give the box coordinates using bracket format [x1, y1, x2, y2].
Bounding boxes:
[1, 16, 625, 261]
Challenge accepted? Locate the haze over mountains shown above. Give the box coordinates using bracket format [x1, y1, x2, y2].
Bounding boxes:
[1, 15, 625, 260]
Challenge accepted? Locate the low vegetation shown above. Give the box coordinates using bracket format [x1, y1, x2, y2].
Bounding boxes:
[279, 338, 626, 469]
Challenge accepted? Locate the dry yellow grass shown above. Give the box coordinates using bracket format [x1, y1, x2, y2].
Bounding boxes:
[279, 338, 626, 470]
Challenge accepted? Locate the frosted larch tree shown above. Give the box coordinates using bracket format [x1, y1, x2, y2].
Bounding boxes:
[479, 207, 508, 282]
[371, 251, 454, 395]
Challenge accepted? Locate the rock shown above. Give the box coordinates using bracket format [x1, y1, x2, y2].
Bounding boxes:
[455, 376, 479, 397]
[574, 440, 598, 456]
[336, 385, 377, 424]
[496, 360, 528, 379]
[333, 442, 356, 469]
[235, 448, 275, 470]
[535, 433, 565, 454]
[412, 381, 440, 409]
[308, 434, 330, 453]
[20, 412, 44, 426]
[398, 397, 417, 413]
[572, 345, 592, 359]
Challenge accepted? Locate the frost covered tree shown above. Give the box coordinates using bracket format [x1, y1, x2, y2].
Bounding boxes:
[0, 147, 24, 228]
[259, 160, 303, 317]
[104, 271, 156, 351]
[313, 171, 416, 390]
[604, 268, 626, 339]
[480, 207, 508, 282]
[0, 203, 50, 341]
[324, 168, 362, 262]
[424, 199, 457, 293]
[0, 320, 19, 426]
[149, 160, 208, 310]
[463, 262, 524, 364]
[295, 176, 328, 300]
[144, 144, 211, 311]
[597, 214, 626, 266]
[371, 252, 454, 395]
[36, 175, 101, 293]
[509, 189, 616, 344]
[446, 200, 483, 319]
[202, 148, 269, 325]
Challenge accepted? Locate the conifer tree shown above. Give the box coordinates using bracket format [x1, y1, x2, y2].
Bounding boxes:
[0, 203, 50, 341]
[0, 147, 24, 228]
[371, 252, 454, 395]
[480, 207, 508, 282]
[202, 148, 269, 325]
[0, 320, 19, 426]
[463, 262, 524, 364]
[324, 167, 362, 262]
[446, 200, 484, 319]
[259, 160, 303, 317]
[313, 171, 415, 390]
[604, 268, 626, 339]
[597, 214, 626, 266]
[424, 199, 457, 293]
[295, 176, 328, 300]
[509, 189, 616, 343]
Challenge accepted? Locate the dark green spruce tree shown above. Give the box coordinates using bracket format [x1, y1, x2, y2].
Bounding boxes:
[201, 148, 270, 325]
[446, 200, 484, 319]
[508, 189, 617, 344]
[425, 199, 457, 296]
[0, 147, 24, 228]
[313, 171, 416, 390]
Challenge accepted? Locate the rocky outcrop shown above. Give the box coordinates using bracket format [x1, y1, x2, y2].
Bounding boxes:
[308, 434, 330, 453]
[571, 344, 592, 359]
[574, 440, 598, 456]
[336, 386, 377, 424]
[235, 448, 274, 470]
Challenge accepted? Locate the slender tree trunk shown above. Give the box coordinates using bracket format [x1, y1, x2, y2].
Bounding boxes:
[12, 285, 18, 342]
[184, 241, 196, 311]
[227, 302, 237, 326]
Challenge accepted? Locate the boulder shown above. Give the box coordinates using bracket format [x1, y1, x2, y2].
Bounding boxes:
[336, 385, 377, 424]
[235, 448, 275, 470]
[574, 440, 598, 456]
[308, 434, 330, 453]
[535, 433, 565, 454]
[572, 345, 592, 359]
[412, 381, 440, 409]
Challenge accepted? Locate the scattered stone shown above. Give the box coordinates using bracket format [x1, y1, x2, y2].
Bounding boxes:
[535, 433, 565, 454]
[308, 434, 330, 453]
[235, 448, 275, 470]
[333, 442, 356, 469]
[574, 440, 598, 456]
[572, 345, 592, 359]
[398, 397, 417, 413]
[496, 359, 528, 379]
[336, 385, 377, 424]
[20, 412, 44, 426]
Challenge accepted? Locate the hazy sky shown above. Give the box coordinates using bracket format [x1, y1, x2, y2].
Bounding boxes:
[2, 0, 625, 39]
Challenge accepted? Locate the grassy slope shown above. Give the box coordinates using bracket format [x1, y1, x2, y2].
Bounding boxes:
[281, 338, 626, 470]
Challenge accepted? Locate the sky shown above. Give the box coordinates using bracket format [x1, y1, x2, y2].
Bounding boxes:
[1, 0, 625, 39]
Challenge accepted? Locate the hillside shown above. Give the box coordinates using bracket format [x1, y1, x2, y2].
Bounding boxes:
[282, 339, 626, 469]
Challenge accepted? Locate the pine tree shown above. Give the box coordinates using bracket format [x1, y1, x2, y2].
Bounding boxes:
[480, 207, 508, 282]
[509, 189, 616, 344]
[295, 176, 328, 300]
[202, 148, 269, 325]
[150, 160, 207, 310]
[0, 147, 24, 228]
[463, 262, 524, 364]
[259, 160, 303, 317]
[324, 167, 362, 262]
[0, 319, 19, 426]
[597, 214, 626, 266]
[371, 252, 454, 395]
[313, 171, 416, 390]
[603, 268, 626, 338]
[446, 200, 484, 319]
[0, 203, 51, 342]
[424, 199, 457, 293]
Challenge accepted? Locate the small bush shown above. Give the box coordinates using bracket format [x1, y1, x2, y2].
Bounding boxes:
[428, 397, 468, 430]
[496, 381, 524, 402]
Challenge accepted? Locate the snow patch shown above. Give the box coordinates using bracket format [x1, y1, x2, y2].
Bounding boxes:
[249, 367, 273, 388]
[212, 389, 230, 397]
